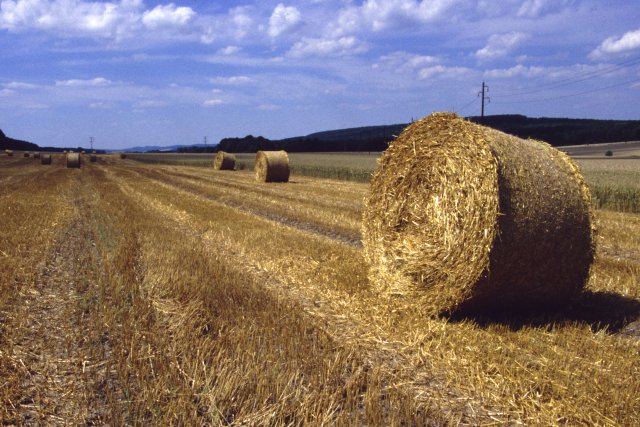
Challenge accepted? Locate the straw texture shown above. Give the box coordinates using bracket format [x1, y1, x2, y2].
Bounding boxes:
[41, 154, 52, 165]
[255, 150, 290, 183]
[213, 151, 236, 170]
[66, 152, 81, 168]
[362, 112, 595, 314]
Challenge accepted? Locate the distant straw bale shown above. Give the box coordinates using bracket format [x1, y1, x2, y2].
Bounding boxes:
[66, 152, 81, 168]
[5, 149, 12, 157]
[213, 151, 236, 170]
[24, 152, 30, 157]
[362, 112, 595, 314]
[120, 153, 127, 159]
[255, 150, 290, 182]
[33, 152, 41, 159]
[41, 154, 52, 165]
[90, 154, 97, 162]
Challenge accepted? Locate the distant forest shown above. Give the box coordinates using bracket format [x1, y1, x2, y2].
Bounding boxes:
[208, 115, 640, 153]
[4, 114, 640, 153]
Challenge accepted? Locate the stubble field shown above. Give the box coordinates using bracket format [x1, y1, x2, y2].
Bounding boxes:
[0, 151, 639, 425]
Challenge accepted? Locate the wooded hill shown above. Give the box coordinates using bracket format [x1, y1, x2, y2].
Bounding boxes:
[0, 129, 39, 151]
[213, 115, 640, 153]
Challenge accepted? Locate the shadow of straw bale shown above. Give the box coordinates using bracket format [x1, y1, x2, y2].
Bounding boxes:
[449, 290, 640, 336]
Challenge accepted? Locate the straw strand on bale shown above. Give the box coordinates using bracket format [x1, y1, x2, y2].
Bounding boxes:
[255, 150, 290, 183]
[66, 152, 81, 168]
[362, 112, 595, 315]
[213, 151, 236, 170]
[41, 154, 52, 165]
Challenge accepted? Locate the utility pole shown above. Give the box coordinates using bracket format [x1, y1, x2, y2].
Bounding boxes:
[89, 136, 94, 151]
[478, 82, 490, 118]
[204, 136, 207, 146]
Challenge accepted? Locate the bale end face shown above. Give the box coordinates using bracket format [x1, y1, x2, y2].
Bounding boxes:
[66, 152, 81, 168]
[362, 112, 595, 315]
[213, 151, 236, 170]
[255, 150, 290, 182]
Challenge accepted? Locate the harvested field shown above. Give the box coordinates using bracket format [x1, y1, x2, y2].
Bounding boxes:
[0, 151, 639, 425]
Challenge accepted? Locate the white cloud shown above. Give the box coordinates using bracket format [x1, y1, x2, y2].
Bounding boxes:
[517, 0, 574, 19]
[5, 81, 37, 89]
[210, 76, 255, 85]
[476, 32, 528, 61]
[142, 4, 194, 29]
[203, 99, 223, 107]
[590, 28, 640, 58]
[374, 51, 439, 71]
[484, 64, 547, 79]
[218, 45, 240, 55]
[0, 88, 15, 96]
[89, 101, 114, 109]
[134, 100, 166, 108]
[288, 36, 367, 57]
[268, 3, 301, 38]
[331, 0, 459, 35]
[418, 65, 470, 79]
[55, 77, 113, 87]
[0, 0, 143, 38]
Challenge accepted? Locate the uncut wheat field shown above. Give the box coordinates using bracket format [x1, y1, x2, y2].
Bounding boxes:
[1, 152, 639, 426]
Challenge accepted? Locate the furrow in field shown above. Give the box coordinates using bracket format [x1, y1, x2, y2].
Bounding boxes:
[114, 164, 363, 247]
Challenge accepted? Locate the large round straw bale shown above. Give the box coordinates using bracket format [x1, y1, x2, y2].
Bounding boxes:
[213, 151, 236, 170]
[41, 154, 52, 165]
[33, 152, 41, 159]
[5, 149, 12, 157]
[24, 152, 30, 157]
[66, 152, 81, 168]
[119, 153, 127, 159]
[90, 154, 97, 162]
[362, 112, 595, 314]
[255, 150, 290, 182]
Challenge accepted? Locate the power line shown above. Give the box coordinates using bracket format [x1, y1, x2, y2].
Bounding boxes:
[492, 76, 640, 105]
[492, 56, 640, 97]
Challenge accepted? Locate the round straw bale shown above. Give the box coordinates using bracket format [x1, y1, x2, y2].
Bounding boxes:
[90, 154, 97, 162]
[41, 154, 52, 165]
[5, 149, 13, 157]
[33, 152, 41, 159]
[119, 153, 127, 159]
[213, 151, 236, 170]
[255, 150, 290, 182]
[362, 112, 595, 314]
[66, 152, 81, 168]
[24, 152, 30, 157]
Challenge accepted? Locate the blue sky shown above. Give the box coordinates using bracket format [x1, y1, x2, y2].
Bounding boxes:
[1, 0, 639, 149]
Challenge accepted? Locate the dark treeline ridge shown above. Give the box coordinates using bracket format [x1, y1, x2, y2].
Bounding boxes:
[0, 129, 106, 153]
[184, 115, 640, 153]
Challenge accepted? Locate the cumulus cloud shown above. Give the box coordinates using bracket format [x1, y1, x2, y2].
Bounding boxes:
[590, 28, 640, 58]
[0, 0, 196, 40]
[134, 100, 166, 108]
[331, 0, 459, 35]
[374, 51, 439, 71]
[418, 65, 470, 79]
[288, 36, 367, 57]
[141, 3, 194, 29]
[476, 32, 528, 61]
[268, 3, 301, 38]
[0, 0, 143, 38]
[203, 99, 223, 107]
[5, 81, 37, 89]
[517, 0, 574, 18]
[210, 76, 254, 85]
[55, 77, 113, 87]
[484, 64, 547, 79]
